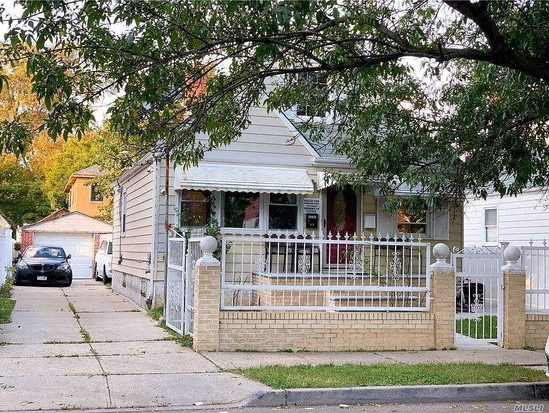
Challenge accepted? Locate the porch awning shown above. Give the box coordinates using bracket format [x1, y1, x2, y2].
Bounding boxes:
[174, 164, 315, 194]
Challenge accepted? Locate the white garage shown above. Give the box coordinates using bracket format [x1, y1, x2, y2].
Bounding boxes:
[22, 211, 112, 279]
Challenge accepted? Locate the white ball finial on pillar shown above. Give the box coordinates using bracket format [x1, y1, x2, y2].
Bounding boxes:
[502, 245, 521, 272]
[431, 243, 452, 269]
[197, 236, 220, 266]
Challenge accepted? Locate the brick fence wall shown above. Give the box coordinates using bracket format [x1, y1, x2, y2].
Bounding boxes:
[525, 314, 549, 349]
[191, 240, 533, 353]
[219, 311, 436, 351]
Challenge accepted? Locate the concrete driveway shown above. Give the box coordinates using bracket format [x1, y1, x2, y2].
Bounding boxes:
[0, 280, 268, 412]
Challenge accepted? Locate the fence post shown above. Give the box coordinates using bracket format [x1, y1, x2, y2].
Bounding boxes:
[192, 236, 221, 352]
[430, 243, 455, 350]
[501, 245, 526, 349]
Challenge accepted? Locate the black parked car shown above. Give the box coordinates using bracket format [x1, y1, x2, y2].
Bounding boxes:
[14, 245, 73, 287]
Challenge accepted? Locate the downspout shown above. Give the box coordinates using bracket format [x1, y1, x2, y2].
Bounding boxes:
[163, 150, 170, 319]
[148, 158, 160, 308]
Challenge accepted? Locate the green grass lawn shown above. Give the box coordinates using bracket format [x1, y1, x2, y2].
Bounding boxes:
[456, 315, 498, 339]
[0, 276, 15, 324]
[0, 297, 15, 323]
[237, 362, 548, 389]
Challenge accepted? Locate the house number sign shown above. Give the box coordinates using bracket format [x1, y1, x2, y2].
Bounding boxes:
[303, 198, 321, 213]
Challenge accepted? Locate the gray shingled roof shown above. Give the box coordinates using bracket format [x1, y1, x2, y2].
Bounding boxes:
[71, 165, 102, 177]
[290, 121, 346, 159]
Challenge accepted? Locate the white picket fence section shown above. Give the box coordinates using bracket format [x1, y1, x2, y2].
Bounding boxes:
[0, 226, 13, 286]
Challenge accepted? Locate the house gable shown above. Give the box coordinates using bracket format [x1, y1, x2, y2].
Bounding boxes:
[201, 107, 315, 168]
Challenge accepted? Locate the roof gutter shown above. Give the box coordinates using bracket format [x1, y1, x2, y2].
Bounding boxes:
[312, 157, 353, 168]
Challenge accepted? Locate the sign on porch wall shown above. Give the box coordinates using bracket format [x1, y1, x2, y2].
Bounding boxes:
[303, 198, 321, 214]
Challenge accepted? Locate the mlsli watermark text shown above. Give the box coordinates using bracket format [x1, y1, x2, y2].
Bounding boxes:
[514, 404, 545, 412]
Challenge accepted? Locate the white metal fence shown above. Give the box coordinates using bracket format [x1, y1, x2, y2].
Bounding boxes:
[220, 232, 431, 311]
[0, 227, 13, 286]
[165, 233, 202, 335]
[452, 246, 503, 343]
[522, 241, 549, 312]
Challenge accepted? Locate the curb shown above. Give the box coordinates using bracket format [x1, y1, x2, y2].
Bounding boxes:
[244, 382, 549, 407]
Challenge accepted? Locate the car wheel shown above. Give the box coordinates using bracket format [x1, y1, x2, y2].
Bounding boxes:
[13, 274, 19, 285]
[62, 276, 73, 287]
[102, 266, 111, 284]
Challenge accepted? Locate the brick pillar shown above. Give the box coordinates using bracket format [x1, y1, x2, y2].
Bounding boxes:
[192, 236, 221, 352]
[501, 245, 526, 349]
[430, 243, 455, 350]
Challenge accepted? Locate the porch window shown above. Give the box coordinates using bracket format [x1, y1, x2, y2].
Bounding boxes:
[180, 190, 210, 227]
[484, 208, 498, 243]
[397, 205, 427, 234]
[223, 192, 260, 229]
[268, 194, 298, 230]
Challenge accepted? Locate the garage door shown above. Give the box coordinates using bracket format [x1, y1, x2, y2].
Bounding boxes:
[33, 233, 94, 279]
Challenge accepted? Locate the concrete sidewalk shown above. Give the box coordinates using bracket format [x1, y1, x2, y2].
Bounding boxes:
[202, 346, 547, 370]
[0, 280, 268, 412]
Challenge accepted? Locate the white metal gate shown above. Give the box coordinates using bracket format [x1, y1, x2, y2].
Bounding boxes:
[452, 246, 503, 343]
[166, 234, 202, 336]
[166, 236, 186, 334]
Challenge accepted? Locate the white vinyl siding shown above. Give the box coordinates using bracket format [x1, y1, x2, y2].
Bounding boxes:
[464, 189, 549, 246]
[113, 160, 176, 280]
[113, 166, 155, 280]
[201, 107, 314, 168]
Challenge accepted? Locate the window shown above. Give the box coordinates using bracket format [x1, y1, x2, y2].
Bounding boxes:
[397, 205, 427, 235]
[223, 192, 260, 229]
[296, 72, 328, 117]
[121, 192, 127, 235]
[268, 194, 298, 230]
[484, 208, 498, 243]
[90, 184, 104, 202]
[180, 190, 211, 227]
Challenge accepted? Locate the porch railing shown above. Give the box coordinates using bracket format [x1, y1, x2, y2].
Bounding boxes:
[220, 231, 431, 311]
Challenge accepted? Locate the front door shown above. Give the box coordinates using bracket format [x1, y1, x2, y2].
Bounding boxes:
[326, 185, 357, 264]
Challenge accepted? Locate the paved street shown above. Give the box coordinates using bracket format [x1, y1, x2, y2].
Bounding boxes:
[0, 280, 268, 412]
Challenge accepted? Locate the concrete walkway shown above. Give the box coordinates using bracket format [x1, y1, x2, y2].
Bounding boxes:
[203, 347, 547, 370]
[0, 280, 268, 412]
[1, 280, 547, 412]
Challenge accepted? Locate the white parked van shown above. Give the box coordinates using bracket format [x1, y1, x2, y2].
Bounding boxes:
[94, 237, 112, 283]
